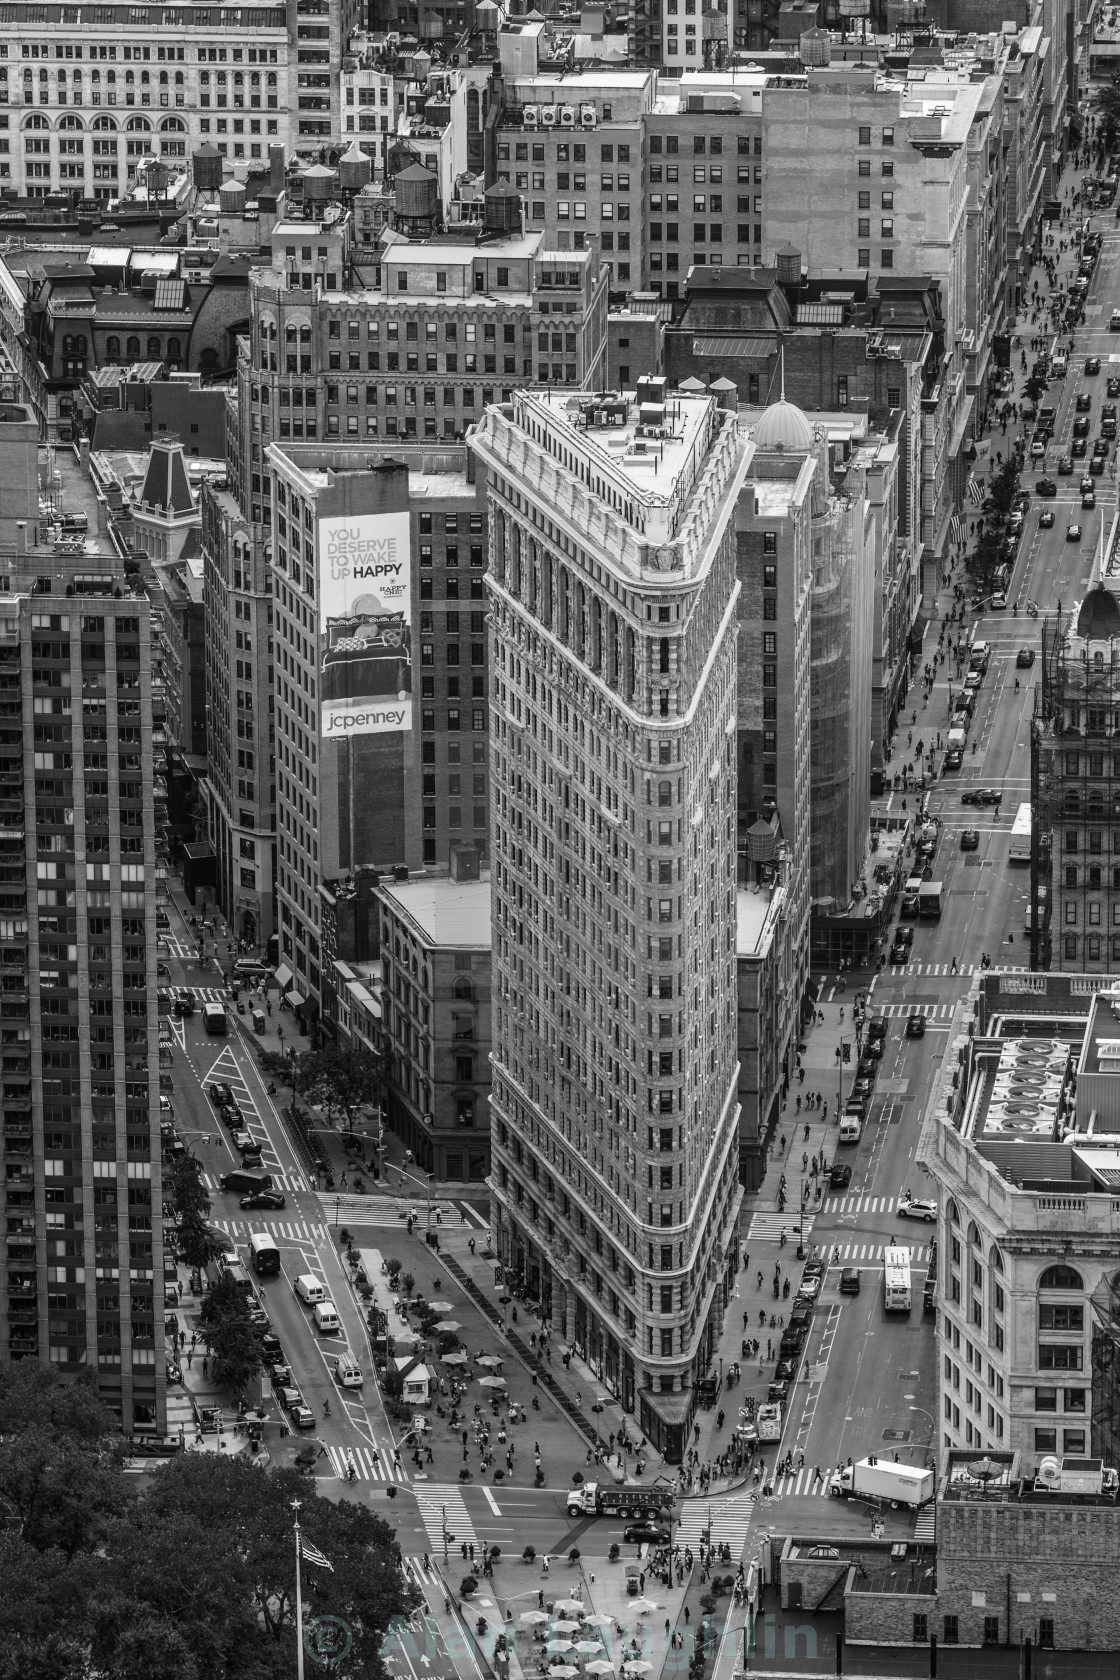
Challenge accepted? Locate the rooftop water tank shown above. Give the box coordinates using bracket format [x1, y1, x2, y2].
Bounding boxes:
[302, 163, 336, 205]
[484, 178, 521, 234]
[394, 162, 439, 229]
[339, 139, 373, 195]
[192, 142, 223, 195]
[775, 243, 802, 285]
[219, 179, 247, 215]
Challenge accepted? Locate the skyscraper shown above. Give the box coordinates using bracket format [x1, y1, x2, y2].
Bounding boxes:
[472, 384, 749, 1460]
[1, 525, 165, 1431]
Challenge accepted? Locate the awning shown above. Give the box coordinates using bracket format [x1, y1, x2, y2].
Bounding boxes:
[287, 988, 306, 1010]
[691, 334, 777, 361]
[274, 964, 293, 991]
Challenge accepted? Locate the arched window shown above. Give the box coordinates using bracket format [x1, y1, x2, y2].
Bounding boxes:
[147, 336, 161, 357]
[946, 1198, 960, 1226]
[126, 114, 151, 132]
[159, 70, 168, 85]
[125, 70, 134, 84]
[92, 115, 117, 131]
[106, 335, 120, 358]
[62, 335, 73, 354]
[167, 336, 181, 359]
[989, 1245, 1004, 1273]
[23, 113, 49, 131]
[453, 976, 474, 1001]
[174, 72, 184, 86]
[126, 335, 141, 356]
[58, 114, 84, 131]
[74, 335, 86, 355]
[1040, 1264, 1083, 1290]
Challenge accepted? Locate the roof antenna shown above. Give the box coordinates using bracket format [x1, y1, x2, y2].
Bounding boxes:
[779, 342, 786, 403]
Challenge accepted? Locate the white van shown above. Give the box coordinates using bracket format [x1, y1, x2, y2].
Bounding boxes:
[1051, 351, 1068, 377]
[294, 1273, 326, 1307]
[839, 1115, 862, 1144]
[313, 1301, 341, 1336]
[947, 727, 967, 753]
[331, 1352, 363, 1387]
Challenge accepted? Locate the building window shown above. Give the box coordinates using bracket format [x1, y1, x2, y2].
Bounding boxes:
[983, 1619, 999, 1646]
[1034, 1428, 1058, 1452]
[943, 1619, 958, 1645]
[912, 1615, 928, 1644]
[763, 531, 777, 554]
[837, 377, 848, 408]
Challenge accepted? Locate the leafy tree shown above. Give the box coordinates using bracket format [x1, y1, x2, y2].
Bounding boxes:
[257, 1048, 294, 1085]
[293, 1045, 389, 1134]
[966, 528, 1006, 598]
[1023, 366, 1048, 407]
[0, 1365, 133, 1559]
[174, 1205, 227, 1274]
[197, 1272, 263, 1395]
[166, 1150, 210, 1223]
[984, 458, 1019, 522]
[1099, 83, 1120, 154]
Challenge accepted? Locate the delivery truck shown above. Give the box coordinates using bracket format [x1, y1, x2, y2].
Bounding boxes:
[918, 881, 943, 920]
[565, 1481, 671, 1519]
[756, 1401, 782, 1441]
[829, 1457, 934, 1508]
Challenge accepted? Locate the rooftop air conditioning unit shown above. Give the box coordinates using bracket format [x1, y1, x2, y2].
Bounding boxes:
[580, 104, 596, 125]
[523, 104, 539, 126]
[559, 104, 576, 126]
[541, 105, 558, 126]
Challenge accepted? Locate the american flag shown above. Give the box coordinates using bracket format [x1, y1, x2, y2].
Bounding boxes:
[967, 476, 985, 508]
[300, 1535, 334, 1572]
[950, 515, 964, 546]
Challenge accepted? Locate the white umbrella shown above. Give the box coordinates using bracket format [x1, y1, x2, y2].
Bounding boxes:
[630, 1601, 660, 1616]
[433, 1320, 462, 1332]
[427, 1300, 453, 1313]
[520, 1612, 550, 1626]
[581, 1618, 615, 1631]
[476, 1354, 504, 1368]
[622, 1664, 653, 1675]
[479, 1375, 507, 1389]
[586, 1664, 616, 1675]
[551, 1668, 579, 1677]
[546, 1641, 576, 1654]
[551, 1622, 581, 1634]
[553, 1601, 585, 1615]
[441, 1351, 468, 1365]
[575, 1642, 604, 1655]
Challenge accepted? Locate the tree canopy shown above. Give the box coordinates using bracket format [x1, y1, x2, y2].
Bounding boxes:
[0, 1363, 417, 1680]
[292, 1046, 389, 1135]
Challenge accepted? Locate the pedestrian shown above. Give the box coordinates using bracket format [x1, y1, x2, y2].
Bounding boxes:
[202, 1357, 208, 1376]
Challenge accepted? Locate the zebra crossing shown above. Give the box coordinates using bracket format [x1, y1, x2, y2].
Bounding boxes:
[325, 1443, 408, 1483]
[403, 1555, 442, 1587]
[873, 1002, 957, 1021]
[674, 1493, 761, 1547]
[744, 1213, 815, 1242]
[826, 1193, 933, 1219]
[883, 961, 973, 977]
[207, 1216, 326, 1242]
[186, 985, 229, 1002]
[825, 1240, 931, 1263]
[914, 1506, 935, 1543]
[415, 1485, 481, 1556]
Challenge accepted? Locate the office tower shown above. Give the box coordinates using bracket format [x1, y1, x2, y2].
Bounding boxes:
[1031, 589, 1120, 974]
[200, 477, 277, 951]
[264, 442, 488, 1032]
[0, 531, 165, 1432]
[472, 384, 750, 1461]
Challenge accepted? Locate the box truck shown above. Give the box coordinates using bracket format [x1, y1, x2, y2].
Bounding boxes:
[830, 1457, 934, 1508]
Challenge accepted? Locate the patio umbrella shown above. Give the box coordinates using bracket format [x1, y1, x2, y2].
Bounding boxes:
[622, 1664, 653, 1674]
[551, 1668, 579, 1677]
[553, 1600, 585, 1616]
[520, 1613, 550, 1626]
[581, 1618, 615, 1631]
[427, 1300, 453, 1313]
[551, 1622, 581, 1634]
[575, 1642, 604, 1655]
[441, 1351, 468, 1365]
[586, 1663, 616, 1674]
[476, 1354, 504, 1368]
[479, 1375, 507, 1389]
[433, 1320, 462, 1332]
[546, 1641, 576, 1654]
[630, 1601, 660, 1616]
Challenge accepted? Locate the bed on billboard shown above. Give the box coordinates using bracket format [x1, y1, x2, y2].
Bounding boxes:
[319, 511, 413, 738]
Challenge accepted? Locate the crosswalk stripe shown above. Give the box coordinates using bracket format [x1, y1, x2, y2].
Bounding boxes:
[326, 1443, 406, 1482]
[674, 1493, 761, 1545]
[873, 1003, 956, 1020]
[202, 1170, 310, 1195]
[415, 1485, 481, 1556]
[745, 1213, 816, 1242]
[914, 1507, 936, 1542]
[209, 1218, 327, 1241]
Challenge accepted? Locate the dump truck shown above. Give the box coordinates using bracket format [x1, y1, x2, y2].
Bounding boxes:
[565, 1481, 669, 1519]
[829, 1457, 934, 1508]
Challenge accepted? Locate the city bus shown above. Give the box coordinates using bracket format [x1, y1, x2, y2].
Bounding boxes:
[883, 1247, 912, 1313]
[202, 1002, 228, 1035]
[249, 1232, 281, 1277]
[1009, 802, 1032, 864]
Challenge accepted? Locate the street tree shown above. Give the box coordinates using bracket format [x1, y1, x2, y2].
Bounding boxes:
[293, 1045, 390, 1134]
[166, 1150, 210, 1223]
[174, 1203, 227, 1274]
[197, 1271, 264, 1395]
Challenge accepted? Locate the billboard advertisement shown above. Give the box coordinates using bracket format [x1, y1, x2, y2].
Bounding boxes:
[319, 511, 412, 739]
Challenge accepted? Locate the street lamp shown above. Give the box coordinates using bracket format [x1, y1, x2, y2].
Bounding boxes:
[908, 1405, 936, 1464]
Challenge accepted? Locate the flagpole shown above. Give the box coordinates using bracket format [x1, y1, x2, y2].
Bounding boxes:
[294, 1503, 306, 1680]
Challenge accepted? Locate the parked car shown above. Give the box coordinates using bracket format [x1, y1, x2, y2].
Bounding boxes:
[944, 748, 964, 771]
[829, 1163, 852, 1189]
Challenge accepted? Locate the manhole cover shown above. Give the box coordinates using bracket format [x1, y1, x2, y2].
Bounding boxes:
[882, 1429, 913, 1443]
[964, 857, 983, 868]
